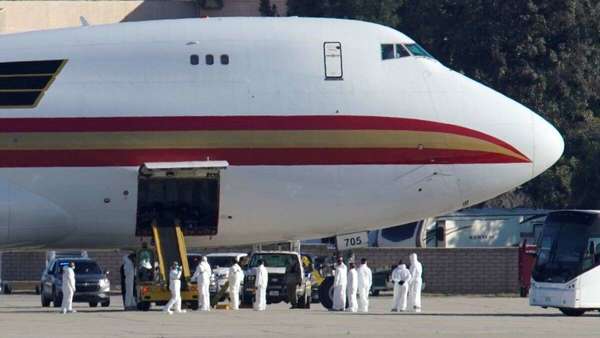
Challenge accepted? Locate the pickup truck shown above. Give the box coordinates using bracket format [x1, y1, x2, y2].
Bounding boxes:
[242, 251, 311, 308]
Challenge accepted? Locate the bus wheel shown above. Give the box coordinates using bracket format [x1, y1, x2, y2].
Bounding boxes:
[559, 308, 586, 316]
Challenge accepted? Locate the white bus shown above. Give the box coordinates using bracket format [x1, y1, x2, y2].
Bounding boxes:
[529, 210, 600, 316]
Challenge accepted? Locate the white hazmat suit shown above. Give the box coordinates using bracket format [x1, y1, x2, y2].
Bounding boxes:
[254, 263, 268, 311]
[356, 262, 372, 312]
[332, 262, 347, 311]
[346, 266, 358, 312]
[391, 264, 411, 312]
[123, 255, 136, 310]
[192, 257, 212, 311]
[61, 265, 76, 314]
[408, 253, 423, 312]
[228, 262, 244, 310]
[164, 265, 186, 314]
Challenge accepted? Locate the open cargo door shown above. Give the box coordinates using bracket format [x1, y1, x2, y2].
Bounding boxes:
[136, 161, 228, 237]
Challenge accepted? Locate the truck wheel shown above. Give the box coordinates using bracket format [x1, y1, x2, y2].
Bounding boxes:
[559, 308, 586, 316]
[242, 293, 253, 306]
[137, 301, 151, 311]
[41, 292, 51, 307]
[318, 277, 334, 309]
[53, 289, 63, 308]
[101, 300, 110, 307]
[89, 302, 98, 308]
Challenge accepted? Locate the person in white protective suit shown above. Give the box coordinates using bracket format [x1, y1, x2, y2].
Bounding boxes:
[356, 258, 372, 312]
[408, 253, 423, 312]
[332, 257, 347, 311]
[390, 260, 411, 312]
[346, 262, 358, 312]
[164, 261, 186, 314]
[228, 258, 244, 310]
[192, 256, 212, 311]
[253, 259, 268, 311]
[61, 262, 76, 314]
[123, 254, 137, 310]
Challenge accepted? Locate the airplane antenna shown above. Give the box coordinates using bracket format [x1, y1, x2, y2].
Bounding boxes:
[80, 16, 90, 27]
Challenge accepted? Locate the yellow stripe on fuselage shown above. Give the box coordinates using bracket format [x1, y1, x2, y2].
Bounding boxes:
[0, 130, 528, 162]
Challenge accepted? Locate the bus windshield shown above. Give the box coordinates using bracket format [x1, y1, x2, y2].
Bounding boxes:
[532, 211, 600, 283]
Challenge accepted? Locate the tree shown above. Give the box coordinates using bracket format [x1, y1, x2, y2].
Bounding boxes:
[259, 0, 280, 17]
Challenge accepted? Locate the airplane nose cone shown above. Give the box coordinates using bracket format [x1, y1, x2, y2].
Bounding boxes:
[532, 113, 564, 177]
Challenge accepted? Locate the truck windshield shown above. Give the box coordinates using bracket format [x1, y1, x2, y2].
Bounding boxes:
[62, 261, 102, 275]
[249, 254, 295, 268]
[532, 212, 599, 283]
[207, 256, 237, 268]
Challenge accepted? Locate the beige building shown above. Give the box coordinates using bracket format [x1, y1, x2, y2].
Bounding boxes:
[0, 0, 287, 34]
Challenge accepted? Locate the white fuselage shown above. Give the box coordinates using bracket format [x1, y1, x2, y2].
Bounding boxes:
[0, 17, 563, 249]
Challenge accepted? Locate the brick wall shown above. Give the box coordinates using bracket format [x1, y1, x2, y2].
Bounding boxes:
[347, 248, 519, 294]
[1, 247, 519, 294]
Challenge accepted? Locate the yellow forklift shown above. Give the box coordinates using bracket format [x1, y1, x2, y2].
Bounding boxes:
[132, 161, 228, 311]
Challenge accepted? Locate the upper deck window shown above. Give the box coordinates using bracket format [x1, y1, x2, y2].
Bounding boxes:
[404, 43, 434, 58]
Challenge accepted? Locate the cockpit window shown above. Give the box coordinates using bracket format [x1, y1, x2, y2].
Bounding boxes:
[381, 44, 412, 60]
[395, 44, 410, 58]
[381, 44, 394, 60]
[404, 43, 434, 58]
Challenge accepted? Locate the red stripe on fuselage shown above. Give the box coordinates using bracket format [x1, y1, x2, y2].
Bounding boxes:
[0, 148, 530, 167]
[0, 115, 527, 160]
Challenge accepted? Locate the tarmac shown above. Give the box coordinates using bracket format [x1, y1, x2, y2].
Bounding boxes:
[0, 293, 598, 338]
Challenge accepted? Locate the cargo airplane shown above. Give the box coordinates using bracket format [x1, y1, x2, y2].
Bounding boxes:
[0, 17, 563, 249]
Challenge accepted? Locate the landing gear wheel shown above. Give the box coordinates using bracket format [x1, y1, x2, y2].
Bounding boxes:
[137, 301, 151, 311]
[559, 308, 586, 316]
[53, 290, 62, 308]
[89, 302, 98, 308]
[318, 276, 334, 310]
[101, 300, 110, 307]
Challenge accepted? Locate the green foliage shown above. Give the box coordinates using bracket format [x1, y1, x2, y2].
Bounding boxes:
[259, 0, 280, 17]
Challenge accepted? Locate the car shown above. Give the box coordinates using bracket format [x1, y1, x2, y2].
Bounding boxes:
[242, 251, 311, 308]
[187, 252, 247, 301]
[40, 257, 110, 308]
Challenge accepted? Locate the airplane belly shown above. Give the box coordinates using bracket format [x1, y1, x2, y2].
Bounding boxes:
[186, 164, 464, 248]
[0, 162, 527, 249]
[0, 179, 72, 249]
[0, 168, 138, 249]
